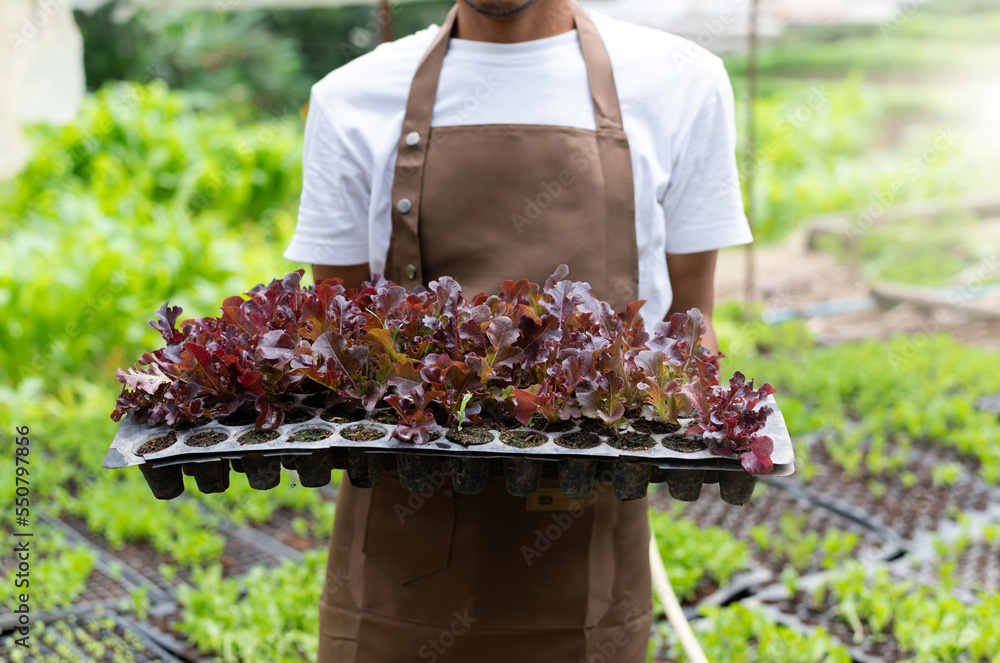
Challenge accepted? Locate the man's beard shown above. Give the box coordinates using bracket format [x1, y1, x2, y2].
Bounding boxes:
[461, 0, 542, 17]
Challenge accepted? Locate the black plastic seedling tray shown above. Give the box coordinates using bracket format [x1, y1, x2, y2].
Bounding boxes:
[104, 395, 794, 505]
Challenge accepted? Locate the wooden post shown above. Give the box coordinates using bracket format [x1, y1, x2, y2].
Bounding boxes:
[380, 0, 394, 43]
[744, 0, 759, 303]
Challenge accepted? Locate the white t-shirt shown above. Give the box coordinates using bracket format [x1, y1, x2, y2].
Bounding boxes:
[284, 9, 752, 322]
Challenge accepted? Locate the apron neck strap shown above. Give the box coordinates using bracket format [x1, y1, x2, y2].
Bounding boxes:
[402, 0, 624, 135]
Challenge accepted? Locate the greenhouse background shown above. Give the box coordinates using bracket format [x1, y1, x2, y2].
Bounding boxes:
[2, 0, 1000, 660]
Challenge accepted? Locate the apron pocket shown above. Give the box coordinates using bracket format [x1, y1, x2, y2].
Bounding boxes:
[362, 476, 455, 584]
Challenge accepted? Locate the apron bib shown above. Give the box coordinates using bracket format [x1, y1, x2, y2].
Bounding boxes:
[319, 3, 651, 660]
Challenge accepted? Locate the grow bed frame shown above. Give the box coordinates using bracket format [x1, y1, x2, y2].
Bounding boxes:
[104, 394, 794, 505]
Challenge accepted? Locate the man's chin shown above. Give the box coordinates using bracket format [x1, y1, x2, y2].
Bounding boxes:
[462, 0, 541, 17]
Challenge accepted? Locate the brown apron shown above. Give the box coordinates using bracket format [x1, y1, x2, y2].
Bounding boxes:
[318, 2, 652, 660]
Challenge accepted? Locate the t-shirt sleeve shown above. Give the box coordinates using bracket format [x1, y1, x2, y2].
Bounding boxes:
[660, 57, 753, 254]
[283, 88, 371, 266]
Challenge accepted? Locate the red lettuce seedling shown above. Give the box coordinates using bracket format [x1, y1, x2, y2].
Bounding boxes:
[112, 266, 778, 475]
[384, 379, 448, 445]
[686, 372, 778, 474]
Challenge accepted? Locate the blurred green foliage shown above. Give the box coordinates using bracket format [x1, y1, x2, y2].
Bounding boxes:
[854, 214, 1000, 286]
[724, 0, 1000, 243]
[75, 0, 453, 109]
[175, 550, 328, 662]
[735, 74, 965, 243]
[1, 80, 301, 232]
[0, 81, 301, 389]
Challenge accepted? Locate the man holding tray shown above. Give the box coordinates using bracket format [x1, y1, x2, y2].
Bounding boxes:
[283, 0, 752, 660]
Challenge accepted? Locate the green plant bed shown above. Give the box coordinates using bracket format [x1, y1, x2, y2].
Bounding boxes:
[653, 603, 852, 663]
[766, 561, 1000, 662]
[172, 551, 328, 663]
[1, 613, 175, 663]
[0, 521, 100, 615]
[790, 434, 1000, 539]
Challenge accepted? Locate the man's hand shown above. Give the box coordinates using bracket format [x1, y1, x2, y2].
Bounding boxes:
[312, 263, 371, 290]
[666, 250, 719, 356]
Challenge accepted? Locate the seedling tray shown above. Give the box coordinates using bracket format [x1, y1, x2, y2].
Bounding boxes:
[104, 395, 794, 505]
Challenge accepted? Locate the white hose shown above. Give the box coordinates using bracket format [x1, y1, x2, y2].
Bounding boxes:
[648, 517, 710, 663]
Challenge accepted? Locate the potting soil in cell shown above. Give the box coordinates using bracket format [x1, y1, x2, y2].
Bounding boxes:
[632, 419, 682, 435]
[340, 425, 387, 441]
[529, 416, 576, 432]
[365, 409, 398, 425]
[499, 430, 548, 448]
[320, 405, 367, 424]
[137, 432, 179, 455]
[556, 431, 603, 449]
[288, 427, 334, 442]
[661, 435, 708, 453]
[607, 432, 657, 451]
[446, 426, 494, 445]
[239, 428, 281, 444]
[185, 430, 229, 447]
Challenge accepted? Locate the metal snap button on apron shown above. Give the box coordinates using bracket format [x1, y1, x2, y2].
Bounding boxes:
[405, 131, 421, 146]
[404, 264, 417, 280]
[396, 198, 412, 214]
